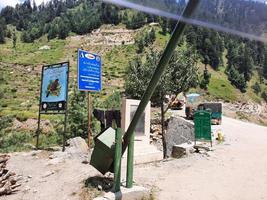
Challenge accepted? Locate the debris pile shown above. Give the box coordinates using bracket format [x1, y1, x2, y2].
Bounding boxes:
[0, 155, 21, 196]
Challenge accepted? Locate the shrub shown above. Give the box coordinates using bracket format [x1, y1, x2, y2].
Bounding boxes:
[252, 82, 261, 95]
[262, 91, 267, 103]
[0, 131, 32, 153]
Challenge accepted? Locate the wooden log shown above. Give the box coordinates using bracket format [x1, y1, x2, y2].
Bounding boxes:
[0, 158, 8, 164]
[0, 171, 11, 182]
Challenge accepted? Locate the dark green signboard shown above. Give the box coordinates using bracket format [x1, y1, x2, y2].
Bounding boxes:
[194, 111, 212, 145]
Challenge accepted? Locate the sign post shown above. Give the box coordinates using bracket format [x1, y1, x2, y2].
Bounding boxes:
[36, 62, 69, 151]
[78, 49, 102, 149]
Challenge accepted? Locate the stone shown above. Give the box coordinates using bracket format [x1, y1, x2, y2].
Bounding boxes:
[165, 117, 194, 157]
[42, 171, 55, 178]
[93, 186, 150, 200]
[39, 45, 50, 50]
[65, 137, 89, 156]
[172, 143, 194, 158]
[82, 159, 89, 164]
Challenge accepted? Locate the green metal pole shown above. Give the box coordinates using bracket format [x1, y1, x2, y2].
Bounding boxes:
[113, 128, 122, 192]
[122, 0, 200, 154]
[126, 131, 134, 188]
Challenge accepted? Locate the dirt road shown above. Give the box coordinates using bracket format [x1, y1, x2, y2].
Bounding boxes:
[134, 116, 267, 200]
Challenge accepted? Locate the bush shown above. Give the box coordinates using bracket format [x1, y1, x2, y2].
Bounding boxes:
[0, 131, 32, 153]
[252, 82, 261, 95]
[262, 91, 267, 102]
[16, 111, 35, 122]
[0, 116, 13, 131]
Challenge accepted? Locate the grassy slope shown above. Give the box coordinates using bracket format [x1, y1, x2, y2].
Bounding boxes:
[1, 23, 267, 151]
[0, 24, 266, 120]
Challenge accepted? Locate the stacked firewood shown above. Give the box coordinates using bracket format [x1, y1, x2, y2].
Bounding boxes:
[0, 155, 21, 196]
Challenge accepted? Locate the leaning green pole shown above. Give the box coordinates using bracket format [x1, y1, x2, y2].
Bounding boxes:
[114, 128, 122, 192]
[122, 0, 200, 154]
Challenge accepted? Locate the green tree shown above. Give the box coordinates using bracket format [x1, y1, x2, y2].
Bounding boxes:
[0, 27, 5, 44]
[12, 30, 17, 49]
[239, 46, 254, 81]
[262, 90, 267, 103]
[21, 30, 33, 43]
[68, 89, 88, 138]
[149, 28, 156, 43]
[228, 66, 247, 93]
[263, 50, 267, 79]
[200, 67, 211, 90]
[252, 82, 261, 95]
[58, 20, 69, 39]
[136, 38, 144, 54]
[125, 44, 198, 158]
[47, 23, 58, 40]
[0, 18, 6, 44]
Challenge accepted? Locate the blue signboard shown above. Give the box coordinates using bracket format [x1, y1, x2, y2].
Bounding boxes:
[40, 62, 69, 112]
[78, 49, 102, 92]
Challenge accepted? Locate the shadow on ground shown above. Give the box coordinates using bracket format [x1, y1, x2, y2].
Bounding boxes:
[85, 176, 114, 192]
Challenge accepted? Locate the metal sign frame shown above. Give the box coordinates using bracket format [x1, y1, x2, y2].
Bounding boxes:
[36, 62, 69, 151]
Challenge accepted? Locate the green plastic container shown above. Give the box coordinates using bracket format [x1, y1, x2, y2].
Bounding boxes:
[194, 111, 212, 142]
[90, 127, 116, 174]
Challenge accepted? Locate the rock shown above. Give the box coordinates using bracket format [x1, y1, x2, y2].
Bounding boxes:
[165, 117, 194, 157]
[97, 185, 102, 191]
[39, 45, 50, 50]
[47, 157, 65, 165]
[82, 159, 89, 164]
[23, 186, 31, 192]
[65, 137, 89, 156]
[42, 171, 55, 178]
[172, 143, 194, 158]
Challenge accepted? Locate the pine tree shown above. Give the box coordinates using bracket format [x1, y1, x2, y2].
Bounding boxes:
[0, 27, 5, 44]
[0, 18, 6, 44]
[136, 38, 144, 54]
[12, 30, 17, 49]
[200, 67, 211, 90]
[58, 20, 69, 39]
[263, 50, 267, 79]
[252, 82, 261, 95]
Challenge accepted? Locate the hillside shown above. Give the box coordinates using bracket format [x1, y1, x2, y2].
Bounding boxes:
[0, 0, 267, 152]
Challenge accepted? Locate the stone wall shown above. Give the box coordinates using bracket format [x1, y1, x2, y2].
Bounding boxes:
[165, 117, 194, 157]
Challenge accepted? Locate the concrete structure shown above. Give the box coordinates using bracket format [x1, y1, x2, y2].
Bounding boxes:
[93, 186, 150, 200]
[121, 99, 162, 164]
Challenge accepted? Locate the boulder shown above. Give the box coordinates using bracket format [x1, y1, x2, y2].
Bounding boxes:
[165, 117, 194, 157]
[65, 137, 89, 155]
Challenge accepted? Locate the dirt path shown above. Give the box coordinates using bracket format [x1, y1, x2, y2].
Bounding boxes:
[134, 116, 267, 200]
[2, 151, 101, 200]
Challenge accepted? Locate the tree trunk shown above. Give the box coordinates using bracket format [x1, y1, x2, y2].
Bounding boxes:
[161, 100, 167, 159]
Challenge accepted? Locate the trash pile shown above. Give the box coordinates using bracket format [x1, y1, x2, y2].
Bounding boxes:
[0, 155, 21, 196]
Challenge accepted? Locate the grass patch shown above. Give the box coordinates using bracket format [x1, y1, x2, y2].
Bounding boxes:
[0, 131, 33, 153]
[0, 35, 67, 65]
[208, 75, 238, 102]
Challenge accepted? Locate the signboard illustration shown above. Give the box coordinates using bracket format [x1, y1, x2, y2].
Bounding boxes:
[40, 62, 69, 112]
[78, 49, 102, 92]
